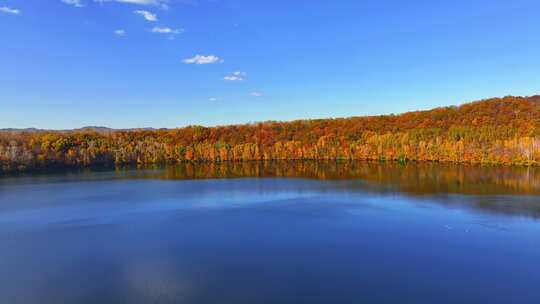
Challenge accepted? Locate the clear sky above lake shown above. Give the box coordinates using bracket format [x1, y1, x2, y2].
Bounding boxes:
[1, 0, 540, 129]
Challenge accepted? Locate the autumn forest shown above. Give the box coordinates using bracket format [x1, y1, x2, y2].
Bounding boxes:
[2, 95, 540, 173]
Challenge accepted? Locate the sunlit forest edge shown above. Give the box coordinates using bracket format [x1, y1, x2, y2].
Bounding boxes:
[2, 95, 540, 172]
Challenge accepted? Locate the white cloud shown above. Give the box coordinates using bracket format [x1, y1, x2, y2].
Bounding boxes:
[183, 55, 221, 65]
[95, 0, 169, 9]
[114, 29, 126, 36]
[134, 10, 157, 22]
[62, 0, 84, 7]
[151, 26, 182, 34]
[0, 6, 20, 15]
[117, 0, 166, 4]
[250, 91, 263, 97]
[151, 27, 183, 39]
[208, 97, 218, 102]
[224, 71, 246, 81]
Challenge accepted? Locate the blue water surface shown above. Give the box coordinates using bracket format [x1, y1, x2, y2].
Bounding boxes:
[0, 163, 539, 303]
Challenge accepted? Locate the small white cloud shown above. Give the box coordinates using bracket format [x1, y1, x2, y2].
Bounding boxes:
[208, 97, 218, 102]
[134, 10, 157, 22]
[95, 0, 169, 9]
[114, 29, 126, 36]
[0, 6, 20, 15]
[152, 27, 183, 40]
[250, 91, 263, 97]
[224, 71, 246, 81]
[151, 26, 182, 34]
[62, 0, 84, 7]
[183, 55, 222, 65]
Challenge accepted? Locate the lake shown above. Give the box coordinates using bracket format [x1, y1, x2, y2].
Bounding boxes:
[1, 161, 539, 303]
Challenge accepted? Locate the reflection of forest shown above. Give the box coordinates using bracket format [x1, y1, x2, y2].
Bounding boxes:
[129, 161, 540, 196]
[2, 161, 539, 219]
[117, 161, 540, 218]
[121, 161, 540, 219]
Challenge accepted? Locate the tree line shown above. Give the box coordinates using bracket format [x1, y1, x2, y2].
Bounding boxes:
[2, 95, 540, 172]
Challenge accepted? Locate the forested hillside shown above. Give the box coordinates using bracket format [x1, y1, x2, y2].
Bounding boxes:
[2, 95, 540, 172]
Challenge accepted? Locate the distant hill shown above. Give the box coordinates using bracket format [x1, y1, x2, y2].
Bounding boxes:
[75, 126, 115, 133]
[0, 128, 42, 133]
[2, 95, 540, 172]
[0, 126, 156, 133]
[3, 95, 540, 133]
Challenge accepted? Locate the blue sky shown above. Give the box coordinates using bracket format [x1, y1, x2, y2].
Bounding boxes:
[1, 0, 540, 129]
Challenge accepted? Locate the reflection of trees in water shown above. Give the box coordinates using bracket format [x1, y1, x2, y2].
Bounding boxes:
[121, 161, 540, 219]
[4, 161, 538, 219]
[131, 161, 540, 196]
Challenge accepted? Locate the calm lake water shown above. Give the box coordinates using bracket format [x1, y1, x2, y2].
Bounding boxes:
[1, 162, 539, 303]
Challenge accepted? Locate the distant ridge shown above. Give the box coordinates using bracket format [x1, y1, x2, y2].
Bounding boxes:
[0, 126, 156, 133]
[3, 95, 540, 132]
[76, 126, 115, 132]
[0, 128, 41, 133]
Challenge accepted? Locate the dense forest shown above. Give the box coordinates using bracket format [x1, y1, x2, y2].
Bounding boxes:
[2, 95, 540, 172]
